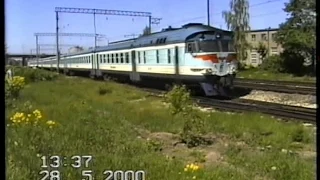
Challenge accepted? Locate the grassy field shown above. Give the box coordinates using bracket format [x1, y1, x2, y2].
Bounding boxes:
[237, 68, 316, 83]
[6, 68, 316, 180]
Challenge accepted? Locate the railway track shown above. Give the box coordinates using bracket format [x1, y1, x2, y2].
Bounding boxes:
[234, 78, 316, 95]
[142, 88, 316, 123]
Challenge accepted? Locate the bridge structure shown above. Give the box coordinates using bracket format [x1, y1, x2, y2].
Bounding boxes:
[6, 53, 56, 66]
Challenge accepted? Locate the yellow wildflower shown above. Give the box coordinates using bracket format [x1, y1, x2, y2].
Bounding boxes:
[184, 163, 200, 172]
[46, 120, 56, 125]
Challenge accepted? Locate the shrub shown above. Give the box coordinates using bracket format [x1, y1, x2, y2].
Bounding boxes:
[98, 86, 111, 95]
[7, 102, 58, 166]
[8, 102, 57, 129]
[259, 55, 284, 73]
[164, 85, 192, 115]
[165, 85, 208, 147]
[280, 50, 308, 75]
[291, 126, 310, 143]
[11, 67, 59, 83]
[6, 76, 26, 98]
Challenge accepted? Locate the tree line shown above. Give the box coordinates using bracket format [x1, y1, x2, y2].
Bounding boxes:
[222, 0, 315, 76]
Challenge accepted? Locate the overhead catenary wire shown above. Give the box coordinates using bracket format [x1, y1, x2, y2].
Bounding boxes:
[108, 10, 284, 41]
[165, 0, 285, 27]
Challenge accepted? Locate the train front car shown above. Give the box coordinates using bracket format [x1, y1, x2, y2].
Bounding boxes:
[184, 29, 237, 97]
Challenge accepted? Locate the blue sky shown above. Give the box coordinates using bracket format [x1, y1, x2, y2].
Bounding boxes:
[6, 0, 289, 54]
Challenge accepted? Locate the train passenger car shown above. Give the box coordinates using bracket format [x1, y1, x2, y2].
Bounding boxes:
[30, 23, 238, 96]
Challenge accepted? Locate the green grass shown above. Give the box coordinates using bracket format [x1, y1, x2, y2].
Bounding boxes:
[6, 69, 316, 180]
[237, 68, 316, 82]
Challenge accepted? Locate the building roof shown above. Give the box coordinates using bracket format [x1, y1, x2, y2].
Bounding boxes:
[249, 28, 279, 33]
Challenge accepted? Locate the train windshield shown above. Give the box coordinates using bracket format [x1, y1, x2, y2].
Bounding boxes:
[186, 34, 235, 53]
[198, 40, 234, 52]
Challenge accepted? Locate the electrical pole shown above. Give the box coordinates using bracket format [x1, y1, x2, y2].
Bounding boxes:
[150, 17, 162, 33]
[35, 32, 106, 72]
[207, 0, 210, 26]
[36, 35, 39, 67]
[56, 11, 60, 72]
[93, 12, 97, 50]
[267, 27, 270, 58]
[148, 16, 152, 34]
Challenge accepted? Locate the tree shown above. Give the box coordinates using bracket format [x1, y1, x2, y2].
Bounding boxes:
[74, 46, 84, 51]
[141, 26, 151, 36]
[68, 46, 84, 53]
[257, 42, 268, 61]
[275, 0, 316, 74]
[222, 0, 251, 65]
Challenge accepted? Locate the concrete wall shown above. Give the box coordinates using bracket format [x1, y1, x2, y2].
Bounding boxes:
[244, 28, 283, 67]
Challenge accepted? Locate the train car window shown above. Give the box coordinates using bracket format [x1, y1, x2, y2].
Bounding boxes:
[120, 53, 124, 63]
[187, 43, 193, 52]
[115, 54, 119, 63]
[125, 52, 129, 63]
[89, 57, 91, 63]
[163, 38, 167, 43]
[103, 54, 106, 63]
[138, 51, 140, 64]
[143, 51, 146, 64]
[107, 54, 109, 63]
[111, 54, 114, 63]
[168, 49, 171, 64]
[156, 50, 159, 63]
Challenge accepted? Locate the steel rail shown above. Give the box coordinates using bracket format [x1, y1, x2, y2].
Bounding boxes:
[234, 78, 316, 95]
[142, 88, 316, 123]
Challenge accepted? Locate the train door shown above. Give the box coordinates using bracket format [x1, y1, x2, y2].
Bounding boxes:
[90, 54, 96, 77]
[91, 53, 101, 77]
[63, 58, 67, 68]
[174, 46, 180, 80]
[130, 50, 140, 82]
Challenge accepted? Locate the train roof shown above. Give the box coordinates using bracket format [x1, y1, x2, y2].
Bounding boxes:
[62, 23, 232, 57]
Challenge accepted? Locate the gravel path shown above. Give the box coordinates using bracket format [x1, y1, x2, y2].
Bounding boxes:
[240, 90, 316, 109]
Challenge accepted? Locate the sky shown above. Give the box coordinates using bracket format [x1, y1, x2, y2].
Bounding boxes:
[6, 0, 289, 54]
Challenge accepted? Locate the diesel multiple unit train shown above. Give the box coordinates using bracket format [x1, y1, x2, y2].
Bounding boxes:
[28, 23, 238, 96]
